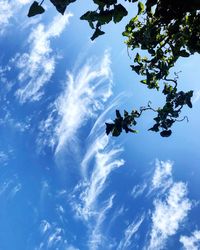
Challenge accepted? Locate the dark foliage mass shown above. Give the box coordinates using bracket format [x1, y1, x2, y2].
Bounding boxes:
[28, 0, 200, 137]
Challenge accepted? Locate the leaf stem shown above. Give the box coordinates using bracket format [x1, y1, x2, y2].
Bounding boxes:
[40, 0, 44, 5]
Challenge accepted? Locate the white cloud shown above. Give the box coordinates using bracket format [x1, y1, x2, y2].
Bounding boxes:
[0, 0, 32, 34]
[72, 134, 124, 220]
[88, 195, 114, 250]
[38, 220, 75, 250]
[0, 0, 13, 34]
[40, 51, 113, 154]
[117, 215, 144, 250]
[148, 182, 192, 250]
[40, 220, 51, 234]
[131, 183, 147, 199]
[0, 151, 9, 165]
[193, 90, 200, 104]
[180, 230, 200, 250]
[151, 160, 173, 193]
[0, 176, 21, 199]
[15, 13, 72, 103]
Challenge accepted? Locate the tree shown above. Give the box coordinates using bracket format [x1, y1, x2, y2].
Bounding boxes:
[28, 0, 200, 137]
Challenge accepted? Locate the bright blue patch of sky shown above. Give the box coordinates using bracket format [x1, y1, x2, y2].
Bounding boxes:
[0, 1, 200, 250]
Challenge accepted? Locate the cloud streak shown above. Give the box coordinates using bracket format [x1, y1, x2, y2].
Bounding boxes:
[0, 0, 32, 35]
[54, 51, 112, 154]
[117, 215, 144, 250]
[180, 230, 200, 250]
[72, 133, 124, 221]
[88, 195, 115, 250]
[39, 51, 113, 154]
[147, 160, 192, 250]
[15, 14, 72, 103]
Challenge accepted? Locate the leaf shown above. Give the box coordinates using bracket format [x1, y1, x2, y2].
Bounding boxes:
[138, 2, 145, 14]
[113, 4, 128, 23]
[91, 27, 105, 40]
[146, 0, 157, 11]
[149, 123, 159, 132]
[112, 126, 121, 136]
[105, 123, 115, 135]
[160, 130, 172, 137]
[131, 65, 142, 74]
[116, 110, 122, 119]
[98, 10, 113, 25]
[179, 50, 190, 57]
[50, 0, 76, 15]
[27, 1, 45, 17]
[128, 128, 138, 133]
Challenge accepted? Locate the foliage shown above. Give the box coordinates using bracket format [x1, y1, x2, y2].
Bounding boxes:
[28, 0, 200, 137]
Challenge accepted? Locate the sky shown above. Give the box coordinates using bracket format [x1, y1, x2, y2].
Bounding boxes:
[0, 1, 200, 250]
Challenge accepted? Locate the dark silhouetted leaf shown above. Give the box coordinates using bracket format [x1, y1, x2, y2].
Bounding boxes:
[160, 130, 172, 137]
[105, 123, 115, 135]
[91, 28, 105, 40]
[113, 4, 128, 23]
[50, 0, 76, 15]
[149, 124, 159, 132]
[28, 1, 45, 17]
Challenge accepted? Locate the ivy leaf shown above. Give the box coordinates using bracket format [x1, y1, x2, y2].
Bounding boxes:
[93, 0, 106, 8]
[105, 123, 115, 135]
[27, 1, 45, 17]
[91, 27, 105, 40]
[113, 4, 128, 23]
[138, 2, 145, 14]
[128, 128, 138, 133]
[179, 50, 190, 57]
[98, 10, 113, 25]
[131, 65, 142, 74]
[116, 110, 122, 119]
[112, 126, 122, 136]
[149, 123, 159, 132]
[160, 130, 172, 137]
[50, 0, 76, 15]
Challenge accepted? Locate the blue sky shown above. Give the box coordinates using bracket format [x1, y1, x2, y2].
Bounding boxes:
[0, 1, 200, 250]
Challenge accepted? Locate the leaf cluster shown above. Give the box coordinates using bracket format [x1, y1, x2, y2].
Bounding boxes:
[106, 109, 139, 136]
[27, 0, 200, 138]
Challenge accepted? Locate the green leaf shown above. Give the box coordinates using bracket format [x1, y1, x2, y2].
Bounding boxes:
[113, 4, 128, 23]
[138, 2, 145, 14]
[27, 1, 45, 17]
[112, 126, 121, 136]
[98, 10, 113, 25]
[128, 128, 138, 133]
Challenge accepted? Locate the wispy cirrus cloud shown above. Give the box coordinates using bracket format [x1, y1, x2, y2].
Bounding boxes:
[72, 134, 124, 220]
[0, 0, 13, 34]
[147, 160, 192, 250]
[88, 195, 115, 250]
[53, 51, 113, 154]
[180, 230, 200, 250]
[0, 151, 9, 166]
[15, 13, 72, 103]
[0, 0, 32, 34]
[131, 183, 147, 199]
[117, 215, 144, 250]
[37, 220, 79, 250]
[39, 51, 113, 154]
[151, 160, 173, 192]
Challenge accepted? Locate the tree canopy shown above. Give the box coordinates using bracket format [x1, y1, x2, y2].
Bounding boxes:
[28, 0, 200, 137]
